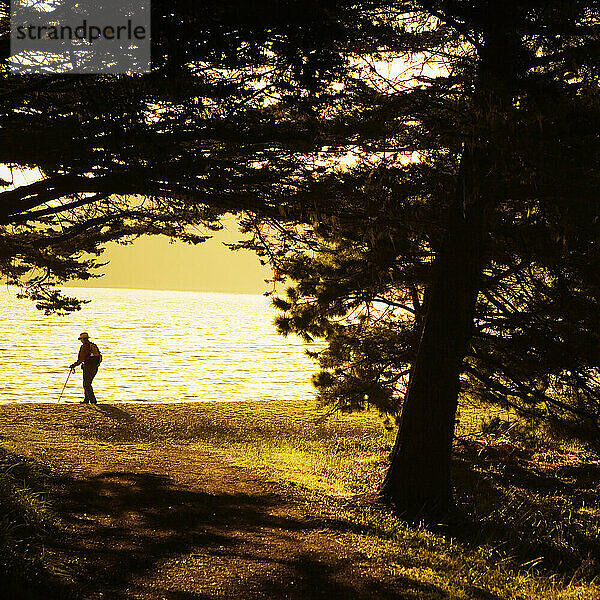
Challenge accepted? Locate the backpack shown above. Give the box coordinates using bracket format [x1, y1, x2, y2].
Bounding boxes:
[89, 342, 102, 364]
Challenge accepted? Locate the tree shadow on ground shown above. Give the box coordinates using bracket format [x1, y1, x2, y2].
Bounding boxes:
[44, 469, 456, 600]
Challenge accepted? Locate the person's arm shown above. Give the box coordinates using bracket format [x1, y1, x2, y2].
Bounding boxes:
[70, 345, 90, 369]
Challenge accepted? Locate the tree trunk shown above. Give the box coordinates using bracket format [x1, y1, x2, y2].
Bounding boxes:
[380, 147, 489, 519]
[379, 5, 521, 519]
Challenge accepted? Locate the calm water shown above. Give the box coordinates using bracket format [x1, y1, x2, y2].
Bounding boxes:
[0, 287, 320, 404]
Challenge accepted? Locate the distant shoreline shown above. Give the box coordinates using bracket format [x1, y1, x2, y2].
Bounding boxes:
[1, 283, 268, 297]
[65, 284, 268, 296]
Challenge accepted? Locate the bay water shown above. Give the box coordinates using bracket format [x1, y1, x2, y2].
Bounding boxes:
[0, 287, 319, 404]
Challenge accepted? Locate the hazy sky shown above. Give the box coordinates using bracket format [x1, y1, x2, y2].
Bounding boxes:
[0, 166, 270, 294]
[69, 216, 272, 294]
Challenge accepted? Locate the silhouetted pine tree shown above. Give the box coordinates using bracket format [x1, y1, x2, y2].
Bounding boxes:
[237, 1, 600, 519]
[0, 0, 599, 520]
[0, 0, 381, 309]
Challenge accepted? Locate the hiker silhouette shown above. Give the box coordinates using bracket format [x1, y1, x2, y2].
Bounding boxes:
[69, 332, 102, 404]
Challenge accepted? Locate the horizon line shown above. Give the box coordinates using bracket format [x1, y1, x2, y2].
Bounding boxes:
[3, 282, 272, 297]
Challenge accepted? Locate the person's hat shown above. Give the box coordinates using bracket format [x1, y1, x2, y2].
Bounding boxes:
[78, 332, 90, 340]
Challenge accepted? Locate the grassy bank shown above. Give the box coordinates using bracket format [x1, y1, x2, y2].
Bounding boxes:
[0, 400, 598, 599]
[0, 447, 67, 598]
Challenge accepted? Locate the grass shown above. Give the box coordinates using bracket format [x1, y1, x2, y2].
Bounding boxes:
[0, 399, 599, 599]
[86, 400, 392, 498]
[82, 400, 600, 598]
[0, 447, 67, 598]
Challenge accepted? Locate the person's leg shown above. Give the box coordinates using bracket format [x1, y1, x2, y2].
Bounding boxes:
[80, 368, 89, 403]
[83, 365, 98, 404]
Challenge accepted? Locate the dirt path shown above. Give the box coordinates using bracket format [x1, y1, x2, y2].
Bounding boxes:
[0, 403, 414, 600]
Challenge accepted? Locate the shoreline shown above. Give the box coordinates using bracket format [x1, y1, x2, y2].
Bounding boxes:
[0, 398, 291, 405]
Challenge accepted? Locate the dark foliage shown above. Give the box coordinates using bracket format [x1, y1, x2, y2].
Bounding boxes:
[236, 2, 600, 455]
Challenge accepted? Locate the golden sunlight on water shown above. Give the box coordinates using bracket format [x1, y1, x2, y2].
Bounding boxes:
[0, 287, 320, 404]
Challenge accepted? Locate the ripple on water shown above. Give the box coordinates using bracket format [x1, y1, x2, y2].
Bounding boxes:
[0, 287, 321, 404]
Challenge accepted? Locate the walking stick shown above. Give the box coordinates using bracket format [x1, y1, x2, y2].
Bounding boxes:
[57, 368, 74, 403]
